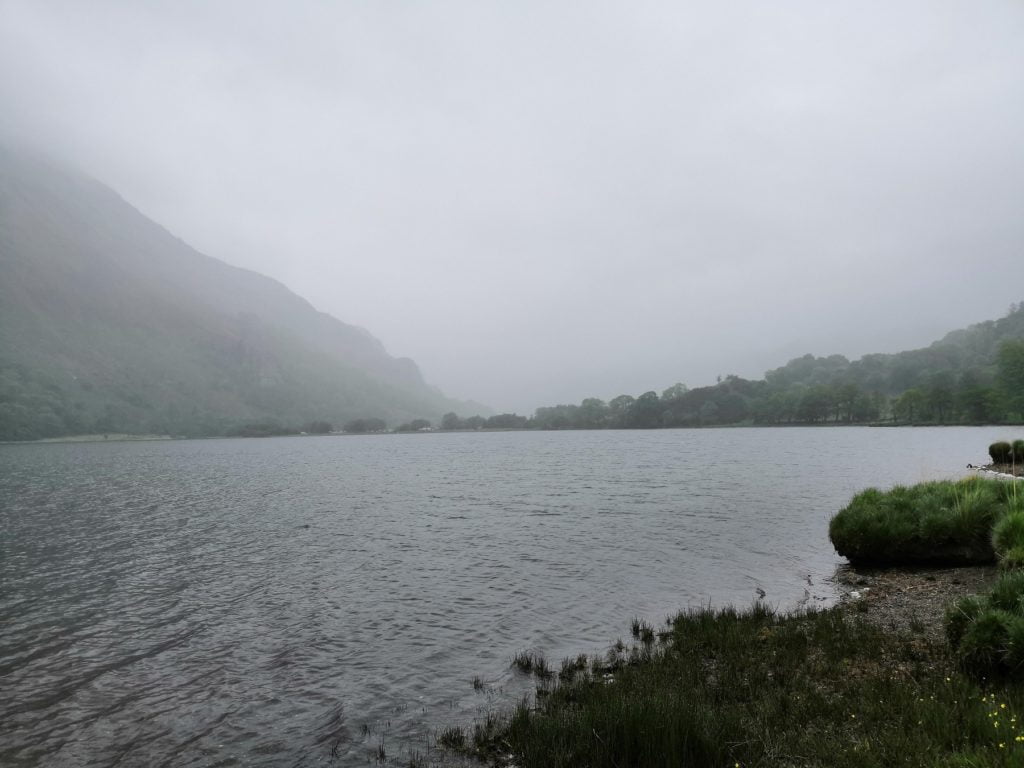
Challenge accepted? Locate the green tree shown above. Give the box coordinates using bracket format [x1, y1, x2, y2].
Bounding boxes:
[609, 395, 636, 427]
[661, 382, 689, 401]
[893, 388, 924, 423]
[997, 340, 1024, 420]
[797, 386, 833, 423]
[924, 372, 956, 423]
[578, 398, 609, 428]
[956, 371, 1000, 423]
[631, 391, 662, 428]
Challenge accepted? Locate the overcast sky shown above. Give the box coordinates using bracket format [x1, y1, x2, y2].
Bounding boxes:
[2, 1, 1022, 412]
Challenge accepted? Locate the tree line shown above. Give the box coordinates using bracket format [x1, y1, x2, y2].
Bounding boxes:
[203, 316, 1024, 436]
[440, 336, 1024, 431]
[5, 306, 1022, 440]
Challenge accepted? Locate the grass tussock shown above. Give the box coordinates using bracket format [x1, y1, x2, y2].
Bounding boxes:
[829, 476, 1017, 566]
[992, 442, 1015, 464]
[511, 650, 552, 679]
[948, 571, 1024, 678]
[437, 725, 466, 749]
[461, 604, 1024, 768]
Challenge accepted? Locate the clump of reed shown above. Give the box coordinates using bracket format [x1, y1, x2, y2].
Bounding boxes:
[630, 617, 656, 644]
[828, 476, 1015, 566]
[511, 650, 552, 679]
[436, 725, 465, 749]
[558, 654, 589, 683]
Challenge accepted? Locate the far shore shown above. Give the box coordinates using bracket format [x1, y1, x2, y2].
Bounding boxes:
[6, 421, 1024, 446]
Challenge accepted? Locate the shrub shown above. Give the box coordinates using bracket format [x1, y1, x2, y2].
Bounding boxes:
[1015, 440, 1024, 463]
[829, 477, 1011, 566]
[990, 441, 1013, 464]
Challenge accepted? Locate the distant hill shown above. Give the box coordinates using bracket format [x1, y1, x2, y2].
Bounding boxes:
[517, 305, 1024, 430]
[0, 148, 485, 440]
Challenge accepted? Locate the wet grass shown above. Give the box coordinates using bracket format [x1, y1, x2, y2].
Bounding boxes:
[558, 654, 588, 683]
[452, 603, 1024, 767]
[437, 725, 466, 749]
[829, 476, 1018, 566]
[630, 617, 656, 644]
[510, 650, 552, 679]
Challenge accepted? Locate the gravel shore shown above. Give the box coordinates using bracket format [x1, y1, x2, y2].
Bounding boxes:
[834, 563, 999, 646]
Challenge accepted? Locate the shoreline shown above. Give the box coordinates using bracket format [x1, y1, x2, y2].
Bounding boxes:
[7, 423, 1024, 447]
[445, 561, 1018, 767]
[834, 562, 1000, 646]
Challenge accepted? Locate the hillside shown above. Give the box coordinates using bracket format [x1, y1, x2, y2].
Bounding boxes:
[491, 306, 1024, 431]
[0, 148, 482, 440]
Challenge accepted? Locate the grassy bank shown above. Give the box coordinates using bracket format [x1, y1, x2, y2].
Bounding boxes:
[829, 476, 1021, 566]
[447, 600, 1024, 767]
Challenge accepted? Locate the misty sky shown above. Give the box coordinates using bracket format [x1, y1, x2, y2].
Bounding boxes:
[2, 1, 1023, 413]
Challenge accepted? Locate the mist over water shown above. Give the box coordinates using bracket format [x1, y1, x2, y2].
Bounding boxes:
[0, 428, 1005, 765]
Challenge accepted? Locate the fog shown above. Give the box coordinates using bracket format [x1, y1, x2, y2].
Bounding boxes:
[2, 1, 1022, 413]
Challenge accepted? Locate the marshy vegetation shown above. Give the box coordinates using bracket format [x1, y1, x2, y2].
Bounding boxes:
[510, 650, 552, 679]
[828, 476, 1022, 566]
[445, 603, 1024, 767]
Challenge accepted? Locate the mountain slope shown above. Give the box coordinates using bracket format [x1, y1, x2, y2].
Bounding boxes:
[764, 306, 1024, 395]
[0, 148, 482, 440]
[522, 305, 1024, 430]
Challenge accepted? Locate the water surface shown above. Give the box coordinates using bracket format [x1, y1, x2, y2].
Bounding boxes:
[0, 427, 1004, 765]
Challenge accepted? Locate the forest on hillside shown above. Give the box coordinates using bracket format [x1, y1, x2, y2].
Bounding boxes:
[441, 305, 1024, 431]
[5, 304, 1023, 441]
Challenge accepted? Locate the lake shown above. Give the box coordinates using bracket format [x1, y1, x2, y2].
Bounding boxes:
[0, 427, 1007, 766]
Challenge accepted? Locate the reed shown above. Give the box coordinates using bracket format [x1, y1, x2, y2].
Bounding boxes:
[461, 604, 1024, 767]
[511, 650, 552, 679]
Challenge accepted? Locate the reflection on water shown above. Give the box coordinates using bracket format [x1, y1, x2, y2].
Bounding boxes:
[0, 427, 1001, 765]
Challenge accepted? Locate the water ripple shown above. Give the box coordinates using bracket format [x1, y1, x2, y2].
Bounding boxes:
[0, 427, 1001, 765]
